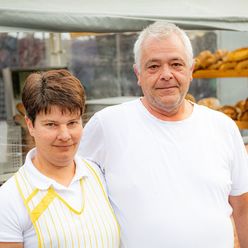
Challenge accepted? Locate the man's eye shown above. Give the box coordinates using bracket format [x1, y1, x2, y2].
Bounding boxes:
[172, 63, 183, 68]
[148, 64, 159, 70]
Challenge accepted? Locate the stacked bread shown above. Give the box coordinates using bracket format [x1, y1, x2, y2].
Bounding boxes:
[197, 97, 248, 122]
[14, 102, 35, 154]
[194, 48, 248, 71]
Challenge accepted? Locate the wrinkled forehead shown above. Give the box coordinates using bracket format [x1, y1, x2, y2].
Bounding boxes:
[142, 33, 185, 51]
[142, 35, 188, 59]
[142, 34, 193, 67]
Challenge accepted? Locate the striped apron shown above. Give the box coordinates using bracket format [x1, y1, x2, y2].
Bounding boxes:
[15, 160, 120, 248]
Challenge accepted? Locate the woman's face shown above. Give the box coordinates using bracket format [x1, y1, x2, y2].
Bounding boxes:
[26, 105, 83, 170]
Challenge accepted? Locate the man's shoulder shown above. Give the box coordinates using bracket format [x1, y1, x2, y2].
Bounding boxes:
[195, 103, 237, 127]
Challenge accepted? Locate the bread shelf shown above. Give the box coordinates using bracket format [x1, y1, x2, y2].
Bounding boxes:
[193, 69, 248, 78]
[193, 69, 248, 130]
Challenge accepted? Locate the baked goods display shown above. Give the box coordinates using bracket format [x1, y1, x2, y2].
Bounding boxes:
[194, 49, 229, 71]
[196, 97, 248, 129]
[13, 102, 35, 155]
[194, 47, 248, 71]
[193, 47, 248, 78]
[197, 97, 221, 110]
[218, 105, 239, 120]
[238, 110, 248, 122]
[185, 93, 196, 103]
[192, 47, 248, 130]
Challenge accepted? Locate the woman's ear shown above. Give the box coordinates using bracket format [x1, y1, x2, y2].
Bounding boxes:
[25, 116, 35, 137]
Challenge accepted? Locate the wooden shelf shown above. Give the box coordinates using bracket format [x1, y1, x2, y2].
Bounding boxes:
[193, 70, 248, 78]
[192, 69, 248, 130]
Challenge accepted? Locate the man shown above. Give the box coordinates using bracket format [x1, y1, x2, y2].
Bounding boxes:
[79, 22, 248, 247]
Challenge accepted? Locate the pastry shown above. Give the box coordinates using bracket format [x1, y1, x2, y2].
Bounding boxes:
[226, 47, 248, 62]
[235, 59, 248, 70]
[219, 105, 239, 120]
[185, 93, 196, 103]
[219, 62, 237, 70]
[198, 97, 221, 110]
[238, 110, 248, 121]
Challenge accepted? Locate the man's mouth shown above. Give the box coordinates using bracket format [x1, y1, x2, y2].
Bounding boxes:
[156, 85, 178, 90]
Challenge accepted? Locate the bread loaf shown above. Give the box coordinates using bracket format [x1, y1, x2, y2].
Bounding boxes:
[235, 60, 248, 70]
[219, 105, 239, 120]
[197, 97, 220, 110]
[208, 60, 223, 70]
[185, 93, 196, 103]
[16, 102, 26, 116]
[238, 110, 248, 121]
[226, 47, 248, 62]
[219, 62, 237, 70]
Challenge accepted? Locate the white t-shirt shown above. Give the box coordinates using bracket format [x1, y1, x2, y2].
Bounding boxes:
[79, 99, 248, 248]
[0, 148, 110, 247]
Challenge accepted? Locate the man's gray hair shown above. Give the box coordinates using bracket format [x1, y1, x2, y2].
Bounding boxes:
[133, 21, 194, 72]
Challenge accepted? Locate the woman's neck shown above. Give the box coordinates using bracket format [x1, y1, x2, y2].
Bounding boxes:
[32, 155, 76, 187]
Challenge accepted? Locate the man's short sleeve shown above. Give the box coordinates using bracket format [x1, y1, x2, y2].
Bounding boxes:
[79, 114, 106, 171]
[230, 123, 248, 196]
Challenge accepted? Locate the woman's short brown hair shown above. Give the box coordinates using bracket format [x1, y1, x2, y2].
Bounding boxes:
[22, 69, 85, 124]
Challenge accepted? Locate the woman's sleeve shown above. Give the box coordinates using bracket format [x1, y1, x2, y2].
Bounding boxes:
[0, 178, 24, 242]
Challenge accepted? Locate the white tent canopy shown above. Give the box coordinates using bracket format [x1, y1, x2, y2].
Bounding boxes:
[0, 0, 248, 32]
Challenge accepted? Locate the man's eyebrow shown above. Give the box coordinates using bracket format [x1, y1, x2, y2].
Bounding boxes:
[145, 59, 161, 65]
[170, 57, 184, 61]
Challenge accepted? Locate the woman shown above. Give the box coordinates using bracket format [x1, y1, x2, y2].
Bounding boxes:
[0, 69, 120, 248]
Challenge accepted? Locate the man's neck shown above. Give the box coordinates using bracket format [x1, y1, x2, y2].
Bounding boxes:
[141, 98, 194, 121]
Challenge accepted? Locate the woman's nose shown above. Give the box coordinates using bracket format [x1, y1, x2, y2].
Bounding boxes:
[57, 126, 71, 141]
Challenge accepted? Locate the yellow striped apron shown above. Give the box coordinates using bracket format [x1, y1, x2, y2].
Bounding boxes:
[15, 160, 120, 248]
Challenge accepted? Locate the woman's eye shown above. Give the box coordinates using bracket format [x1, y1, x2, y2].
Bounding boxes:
[68, 121, 78, 126]
[46, 123, 56, 127]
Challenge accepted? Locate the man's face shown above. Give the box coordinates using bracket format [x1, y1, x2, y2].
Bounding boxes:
[134, 33, 194, 115]
[26, 105, 82, 169]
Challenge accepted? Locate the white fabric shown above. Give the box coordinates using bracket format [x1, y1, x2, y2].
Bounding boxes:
[0, 148, 115, 247]
[79, 99, 248, 248]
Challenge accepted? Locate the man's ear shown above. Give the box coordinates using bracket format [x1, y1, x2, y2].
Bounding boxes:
[133, 64, 141, 86]
[25, 116, 35, 137]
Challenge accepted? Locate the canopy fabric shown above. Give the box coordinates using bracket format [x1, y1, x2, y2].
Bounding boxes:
[0, 0, 248, 32]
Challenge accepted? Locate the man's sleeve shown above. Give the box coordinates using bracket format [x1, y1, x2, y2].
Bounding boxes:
[79, 114, 106, 171]
[230, 123, 248, 196]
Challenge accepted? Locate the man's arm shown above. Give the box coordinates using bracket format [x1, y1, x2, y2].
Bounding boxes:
[0, 242, 23, 248]
[79, 114, 105, 168]
[229, 193, 248, 248]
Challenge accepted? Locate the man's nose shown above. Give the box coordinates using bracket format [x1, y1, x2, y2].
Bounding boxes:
[160, 65, 173, 80]
[57, 126, 71, 141]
